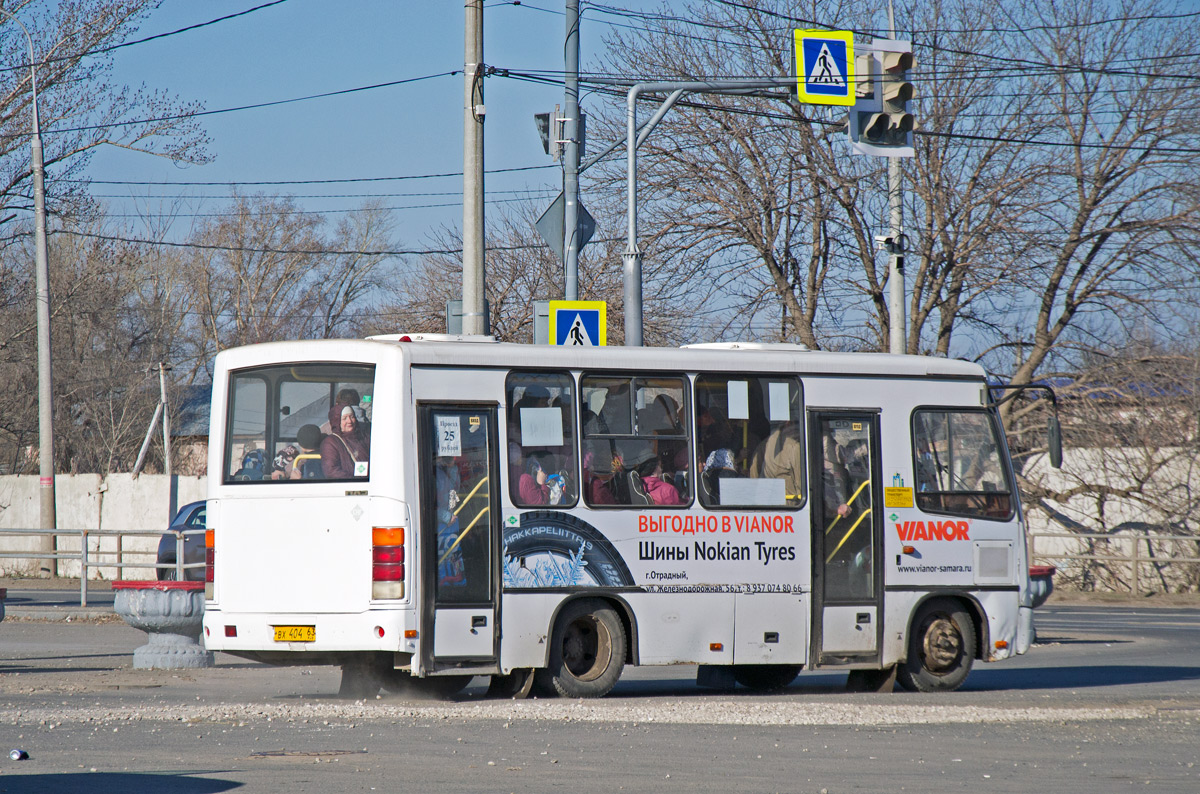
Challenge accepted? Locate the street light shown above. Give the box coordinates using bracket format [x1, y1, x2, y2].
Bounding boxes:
[0, 10, 57, 572]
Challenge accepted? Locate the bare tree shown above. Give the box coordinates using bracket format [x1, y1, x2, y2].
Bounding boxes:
[370, 197, 704, 346]
[179, 194, 326, 371]
[992, 1, 1200, 402]
[0, 226, 162, 473]
[589, 1, 894, 349]
[175, 195, 400, 379]
[1017, 346, 1200, 593]
[370, 204, 608, 343]
[0, 0, 210, 228]
[320, 200, 398, 339]
[587, 0, 1200, 372]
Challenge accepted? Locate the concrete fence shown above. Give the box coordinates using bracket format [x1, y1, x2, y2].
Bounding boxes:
[1029, 530, 1200, 594]
[3, 472, 1197, 595]
[0, 473, 206, 579]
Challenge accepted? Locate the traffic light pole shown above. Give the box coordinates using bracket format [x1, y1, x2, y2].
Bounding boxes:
[887, 156, 904, 355]
[610, 77, 791, 346]
[886, 2, 906, 356]
[563, 0, 581, 301]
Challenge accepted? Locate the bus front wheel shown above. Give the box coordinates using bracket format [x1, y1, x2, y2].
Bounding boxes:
[897, 598, 976, 692]
[536, 599, 626, 698]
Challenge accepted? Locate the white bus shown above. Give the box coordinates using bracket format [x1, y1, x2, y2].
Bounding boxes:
[201, 335, 1045, 698]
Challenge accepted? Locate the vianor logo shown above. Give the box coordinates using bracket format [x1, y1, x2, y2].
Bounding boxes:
[894, 520, 970, 541]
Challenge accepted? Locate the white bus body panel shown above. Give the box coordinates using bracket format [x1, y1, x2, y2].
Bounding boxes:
[200, 338, 1028, 676]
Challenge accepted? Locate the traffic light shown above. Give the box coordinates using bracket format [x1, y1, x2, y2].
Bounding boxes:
[535, 105, 562, 161]
[863, 50, 915, 145]
[848, 41, 915, 157]
[855, 53, 874, 101]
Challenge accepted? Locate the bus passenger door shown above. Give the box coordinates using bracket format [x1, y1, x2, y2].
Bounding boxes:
[419, 405, 499, 669]
[809, 412, 883, 666]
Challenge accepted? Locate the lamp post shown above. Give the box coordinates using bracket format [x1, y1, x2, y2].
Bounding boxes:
[1, 10, 57, 572]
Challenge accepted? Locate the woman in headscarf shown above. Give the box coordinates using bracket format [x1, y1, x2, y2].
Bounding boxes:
[321, 403, 370, 478]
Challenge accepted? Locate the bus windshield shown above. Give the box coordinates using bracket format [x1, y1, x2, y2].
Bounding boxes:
[224, 363, 375, 483]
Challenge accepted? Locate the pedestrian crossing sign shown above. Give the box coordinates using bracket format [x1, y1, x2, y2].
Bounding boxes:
[548, 300, 606, 347]
[794, 29, 855, 106]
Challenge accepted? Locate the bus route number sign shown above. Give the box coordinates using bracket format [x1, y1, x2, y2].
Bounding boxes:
[436, 415, 462, 458]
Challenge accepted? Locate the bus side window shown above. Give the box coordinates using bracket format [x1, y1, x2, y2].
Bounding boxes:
[506, 371, 577, 508]
[912, 409, 1013, 519]
[695, 375, 804, 508]
[581, 375, 691, 507]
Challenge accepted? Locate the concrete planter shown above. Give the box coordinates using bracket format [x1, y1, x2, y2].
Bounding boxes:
[112, 581, 213, 669]
[1029, 565, 1056, 609]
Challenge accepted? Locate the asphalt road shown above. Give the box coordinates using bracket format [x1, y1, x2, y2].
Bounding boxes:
[1, 601, 1198, 793]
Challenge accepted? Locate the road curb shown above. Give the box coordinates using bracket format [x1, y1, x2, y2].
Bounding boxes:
[5, 607, 115, 621]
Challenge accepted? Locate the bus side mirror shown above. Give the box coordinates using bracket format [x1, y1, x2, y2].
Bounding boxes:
[1047, 416, 1063, 469]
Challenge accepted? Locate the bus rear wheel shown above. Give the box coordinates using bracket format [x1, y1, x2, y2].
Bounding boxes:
[897, 598, 975, 692]
[733, 665, 801, 692]
[536, 599, 626, 698]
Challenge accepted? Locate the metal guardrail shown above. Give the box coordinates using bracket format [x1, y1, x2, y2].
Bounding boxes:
[0, 527, 205, 606]
[6, 527, 1195, 606]
[1029, 531, 1200, 594]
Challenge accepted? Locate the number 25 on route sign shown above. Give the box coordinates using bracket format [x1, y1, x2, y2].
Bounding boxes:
[794, 29, 855, 106]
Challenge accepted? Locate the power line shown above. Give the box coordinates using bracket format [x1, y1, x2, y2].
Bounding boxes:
[88, 188, 556, 201]
[66, 163, 558, 187]
[89, 194, 553, 219]
[0, 0, 294, 73]
[29, 72, 456, 137]
[49, 228, 624, 257]
[591, 1, 1200, 84]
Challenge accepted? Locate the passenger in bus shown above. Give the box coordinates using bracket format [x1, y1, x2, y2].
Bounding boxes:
[627, 442, 683, 506]
[517, 451, 553, 505]
[697, 408, 737, 503]
[269, 444, 299, 480]
[598, 381, 632, 434]
[321, 404, 370, 478]
[290, 424, 325, 479]
[582, 441, 616, 505]
[435, 455, 466, 587]
[699, 407, 737, 473]
[915, 438, 939, 492]
[232, 444, 267, 480]
[822, 436, 853, 521]
[749, 421, 804, 504]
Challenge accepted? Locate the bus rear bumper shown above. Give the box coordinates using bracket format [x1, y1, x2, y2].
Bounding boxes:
[202, 608, 418, 660]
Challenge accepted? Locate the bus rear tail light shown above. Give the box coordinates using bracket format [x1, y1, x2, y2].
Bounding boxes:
[372, 526, 405, 599]
[205, 529, 215, 599]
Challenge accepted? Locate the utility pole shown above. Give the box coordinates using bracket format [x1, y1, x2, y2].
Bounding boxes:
[1, 9, 57, 575]
[563, 0, 581, 300]
[462, 0, 486, 335]
[886, 1, 906, 355]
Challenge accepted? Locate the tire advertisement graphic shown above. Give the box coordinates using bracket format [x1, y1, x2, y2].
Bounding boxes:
[502, 511, 635, 589]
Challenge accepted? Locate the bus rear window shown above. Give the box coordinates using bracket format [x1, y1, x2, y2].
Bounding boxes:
[225, 363, 375, 483]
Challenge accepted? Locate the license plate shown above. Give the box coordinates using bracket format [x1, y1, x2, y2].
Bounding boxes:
[273, 625, 316, 642]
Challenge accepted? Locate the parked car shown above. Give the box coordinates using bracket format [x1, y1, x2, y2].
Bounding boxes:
[156, 501, 207, 581]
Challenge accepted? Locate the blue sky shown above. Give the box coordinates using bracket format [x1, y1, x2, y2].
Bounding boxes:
[85, 0, 603, 247]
